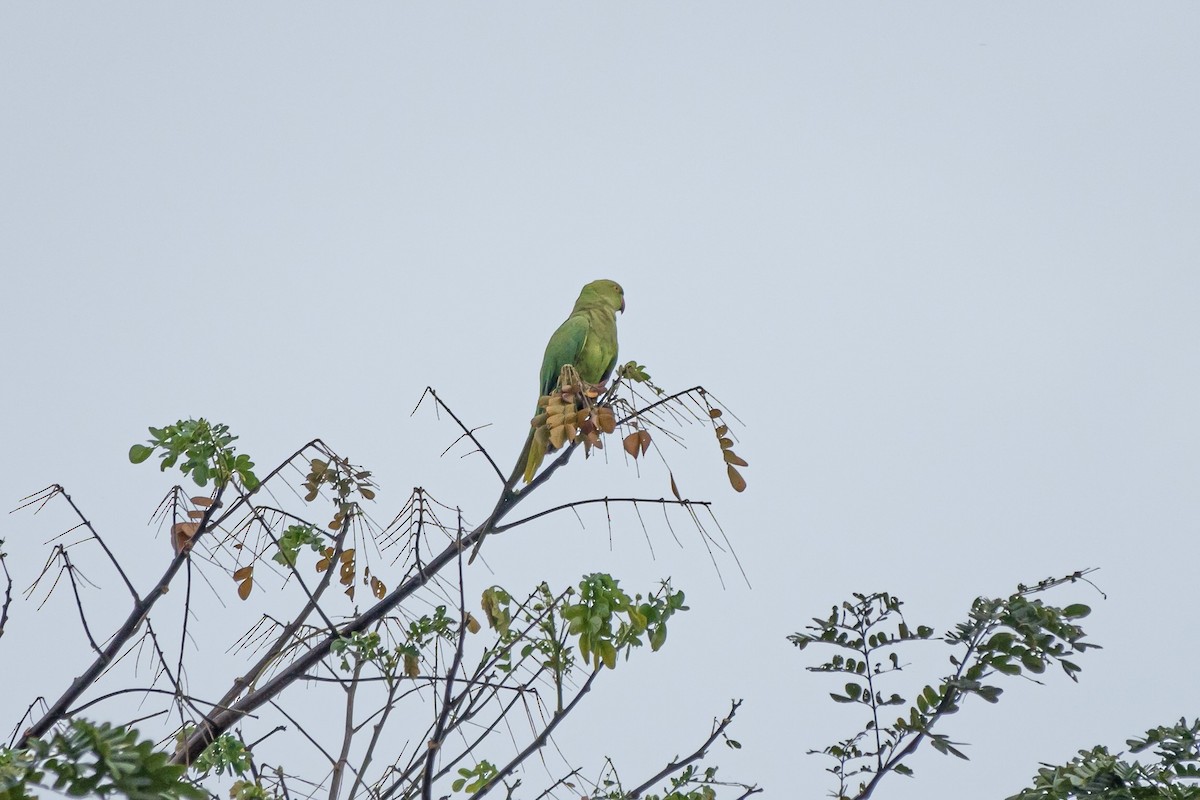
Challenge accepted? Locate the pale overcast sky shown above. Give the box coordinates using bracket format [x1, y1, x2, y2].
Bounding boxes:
[2, 5, 1199, 799]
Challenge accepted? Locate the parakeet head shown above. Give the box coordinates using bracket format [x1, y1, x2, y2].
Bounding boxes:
[576, 279, 625, 314]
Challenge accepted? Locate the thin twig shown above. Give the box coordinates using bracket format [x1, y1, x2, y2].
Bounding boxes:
[492, 497, 710, 534]
[20, 482, 229, 745]
[422, 512, 469, 800]
[416, 388, 505, 483]
[0, 546, 12, 641]
[470, 669, 602, 800]
[627, 699, 746, 799]
[329, 657, 365, 800]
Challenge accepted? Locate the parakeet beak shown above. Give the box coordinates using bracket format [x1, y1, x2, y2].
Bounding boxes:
[619, 296, 625, 313]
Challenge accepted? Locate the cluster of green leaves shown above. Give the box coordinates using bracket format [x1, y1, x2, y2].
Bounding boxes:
[189, 732, 252, 778]
[792, 574, 1099, 799]
[518, 582, 574, 676]
[648, 764, 721, 800]
[271, 524, 325, 568]
[129, 418, 258, 489]
[176, 730, 277, 800]
[480, 586, 513, 638]
[330, 607, 455, 678]
[0, 719, 203, 800]
[1006, 718, 1200, 800]
[561, 574, 687, 670]
[618, 361, 652, 384]
[592, 762, 739, 800]
[452, 760, 497, 794]
[478, 583, 579, 696]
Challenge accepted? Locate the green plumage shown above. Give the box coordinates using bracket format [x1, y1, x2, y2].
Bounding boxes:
[468, 279, 624, 565]
[522, 279, 624, 484]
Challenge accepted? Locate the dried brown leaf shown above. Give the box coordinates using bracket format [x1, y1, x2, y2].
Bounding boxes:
[232, 566, 254, 581]
[623, 432, 641, 458]
[190, 496, 213, 508]
[723, 450, 749, 467]
[727, 464, 747, 492]
[237, 577, 253, 600]
[171, 522, 199, 553]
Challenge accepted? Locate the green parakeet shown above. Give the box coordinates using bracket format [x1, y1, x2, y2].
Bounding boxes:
[468, 279, 624, 564]
[521, 278, 624, 481]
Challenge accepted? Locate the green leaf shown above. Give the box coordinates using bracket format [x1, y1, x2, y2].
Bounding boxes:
[1062, 603, 1091, 619]
[1020, 652, 1047, 674]
[128, 444, 154, 464]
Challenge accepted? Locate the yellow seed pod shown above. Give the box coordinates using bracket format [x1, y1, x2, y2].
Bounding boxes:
[549, 423, 567, 449]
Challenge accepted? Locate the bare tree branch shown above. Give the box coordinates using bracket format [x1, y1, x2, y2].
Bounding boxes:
[416, 388, 505, 484]
[422, 518, 469, 800]
[470, 668, 602, 800]
[20, 481, 229, 744]
[0, 544, 11, 642]
[627, 699, 749, 799]
[492, 497, 711, 534]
